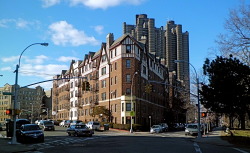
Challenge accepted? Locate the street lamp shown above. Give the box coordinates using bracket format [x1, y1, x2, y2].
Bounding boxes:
[11, 43, 48, 144]
[130, 71, 138, 133]
[30, 103, 34, 124]
[174, 60, 201, 139]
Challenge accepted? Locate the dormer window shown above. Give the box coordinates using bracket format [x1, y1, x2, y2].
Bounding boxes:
[126, 45, 131, 53]
[102, 55, 107, 62]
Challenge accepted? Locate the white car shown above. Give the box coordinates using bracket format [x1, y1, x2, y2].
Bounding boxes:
[86, 121, 100, 130]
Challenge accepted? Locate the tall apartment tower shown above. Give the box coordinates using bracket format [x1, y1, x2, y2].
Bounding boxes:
[123, 14, 189, 87]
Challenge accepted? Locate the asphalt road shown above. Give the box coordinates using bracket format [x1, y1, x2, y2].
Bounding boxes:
[1, 126, 249, 153]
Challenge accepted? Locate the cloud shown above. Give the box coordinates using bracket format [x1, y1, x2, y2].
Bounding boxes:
[25, 55, 49, 64]
[49, 21, 99, 46]
[41, 0, 61, 8]
[69, 0, 145, 9]
[0, 18, 40, 29]
[93, 25, 104, 34]
[1, 56, 19, 62]
[57, 56, 80, 62]
[20, 64, 69, 79]
[0, 67, 12, 71]
[40, 0, 145, 9]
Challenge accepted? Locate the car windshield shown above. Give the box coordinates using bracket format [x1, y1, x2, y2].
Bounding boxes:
[187, 125, 197, 129]
[93, 122, 99, 125]
[23, 125, 40, 131]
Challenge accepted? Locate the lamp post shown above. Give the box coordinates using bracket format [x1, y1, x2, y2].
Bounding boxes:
[11, 43, 48, 144]
[130, 71, 138, 133]
[30, 103, 34, 123]
[174, 60, 201, 139]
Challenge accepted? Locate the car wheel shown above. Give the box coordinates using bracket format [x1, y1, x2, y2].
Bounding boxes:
[68, 133, 71, 136]
[89, 134, 92, 137]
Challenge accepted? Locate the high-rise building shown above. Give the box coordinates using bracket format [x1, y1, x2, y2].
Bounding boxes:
[123, 14, 189, 88]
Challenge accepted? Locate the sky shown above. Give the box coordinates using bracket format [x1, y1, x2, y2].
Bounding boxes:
[0, 0, 248, 90]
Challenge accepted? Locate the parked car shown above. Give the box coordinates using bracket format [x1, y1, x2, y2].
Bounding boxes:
[52, 120, 60, 126]
[159, 123, 169, 132]
[59, 120, 66, 127]
[64, 120, 72, 127]
[39, 120, 55, 131]
[59, 120, 71, 127]
[185, 123, 203, 136]
[66, 124, 94, 137]
[0, 122, 3, 131]
[16, 119, 31, 129]
[86, 121, 100, 130]
[70, 120, 83, 126]
[150, 125, 163, 133]
[16, 124, 44, 143]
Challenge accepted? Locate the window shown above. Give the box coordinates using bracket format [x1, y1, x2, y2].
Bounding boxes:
[126, 59, 131, 68]
[110, 50, 113, 58]
[101, 92, 106, 100]
[143, 66, 146, 74]
[115, 104, 117, 112]
[126, 103, 131, 111]
[101, 55, 106, 62]
[122, 103, 124, 111]
[101, 67, 106, 75]
[126, 88, 131, 94]
[111, 77, 113, 85]
[110, 64, 113, 72]
[115, 48, 117, 56]
[114, 62, 117, 70]
[115, 76, 117, 84]
[126, 45, 131, 53]
[101, 79, 106, 88]
[126, 74, 131, 82]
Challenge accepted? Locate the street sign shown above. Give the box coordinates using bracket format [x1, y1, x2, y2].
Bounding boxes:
[3, 92, 12, 95]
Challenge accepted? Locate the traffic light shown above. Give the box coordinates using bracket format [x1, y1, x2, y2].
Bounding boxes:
[201, 112, 207, 117]
[6, 109, 12, 115]
[86, 82, 90, 91]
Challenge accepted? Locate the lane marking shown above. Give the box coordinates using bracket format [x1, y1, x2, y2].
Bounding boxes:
[193, 142, 202, 153]
[233, 148, 249, 153]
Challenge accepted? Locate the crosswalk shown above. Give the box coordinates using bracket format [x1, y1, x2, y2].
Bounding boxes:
[29, 137, 98, 151]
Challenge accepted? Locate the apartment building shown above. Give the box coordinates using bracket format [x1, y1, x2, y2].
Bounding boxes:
[0, 84, 46, 123]
[123, 14, 189, 90]
[0, 84, 13, 123]
[52, 33, 169, 127]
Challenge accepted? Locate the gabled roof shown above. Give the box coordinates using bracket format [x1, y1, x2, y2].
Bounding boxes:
[109, 33, 144, 50]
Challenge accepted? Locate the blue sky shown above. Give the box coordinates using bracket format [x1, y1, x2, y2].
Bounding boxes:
[0, 0, 248, 90]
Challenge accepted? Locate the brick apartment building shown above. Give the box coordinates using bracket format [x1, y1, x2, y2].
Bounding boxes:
[52, 33, 169, 127]
[52, 14, 190, 127]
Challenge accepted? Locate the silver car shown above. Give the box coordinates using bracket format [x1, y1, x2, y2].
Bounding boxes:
[185, 123, 201, 136]
[150, 125, 163, 133]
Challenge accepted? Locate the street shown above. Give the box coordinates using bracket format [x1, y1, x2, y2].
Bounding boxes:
[1, 126, 244, 153]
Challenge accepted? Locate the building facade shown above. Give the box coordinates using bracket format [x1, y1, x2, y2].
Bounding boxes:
[0, 84, 13, 123]
[0, 84, 48, 123]
[123, 14, 190, 89]
[52, 34, 169, 127]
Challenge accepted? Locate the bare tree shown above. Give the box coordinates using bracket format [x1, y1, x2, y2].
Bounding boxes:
[216, 2, 250, 65]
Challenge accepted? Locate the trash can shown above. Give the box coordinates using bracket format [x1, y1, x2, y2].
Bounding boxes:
[104, 124, 109, 131]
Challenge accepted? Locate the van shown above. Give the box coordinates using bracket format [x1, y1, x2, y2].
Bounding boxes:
[86, 121, 100, 130]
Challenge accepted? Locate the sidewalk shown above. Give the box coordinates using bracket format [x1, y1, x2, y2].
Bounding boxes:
[193, 127, 233, 146]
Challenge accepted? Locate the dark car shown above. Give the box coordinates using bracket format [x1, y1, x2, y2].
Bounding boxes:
[66, 124, 93, 137]
[16, 119, 30, 129]
[16, 124, 44, 143]
[159, 123, 169, 132]
[39, 121, 55, 131]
